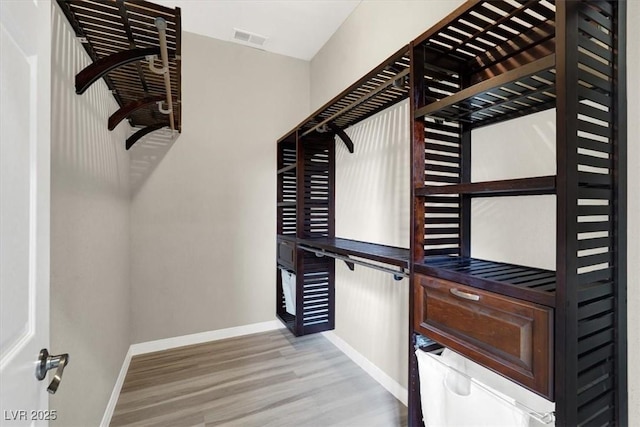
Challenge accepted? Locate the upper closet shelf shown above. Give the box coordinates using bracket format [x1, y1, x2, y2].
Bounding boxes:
[57, 0, 182, 149]
[285, 46, 410, 145]
[414, 55, 556, 128]
[416, 176, 556, 197]
[413, 0, 558, 128]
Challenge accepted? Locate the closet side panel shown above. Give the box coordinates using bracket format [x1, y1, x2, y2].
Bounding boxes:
[573, 1, 625, 425]
[297, 137, 335, 335]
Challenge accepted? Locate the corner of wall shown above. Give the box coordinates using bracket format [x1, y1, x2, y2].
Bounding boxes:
[50, 3, 132, 425]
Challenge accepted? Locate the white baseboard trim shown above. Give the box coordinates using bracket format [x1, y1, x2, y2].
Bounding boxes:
[131, 320, 285, 356]
[130, 320, 284, 356]
[101, 320, 284, 426]
[100, 346, 132, 427]
[322, 331, 408, 406]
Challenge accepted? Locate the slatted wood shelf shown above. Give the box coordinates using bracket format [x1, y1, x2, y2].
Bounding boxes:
[416, 176, 556, 197]
[57, 0, 182, 144]
[297, 237, 409, 269]
[276, 234, 297, 243]
[276, 312, 296, 333]
[414, 0, 556, 86]
[414, 55, 556, 128]
[415, 256, 556, 307]
[277, 202, 296, 208]
[285, 45, 410, 139]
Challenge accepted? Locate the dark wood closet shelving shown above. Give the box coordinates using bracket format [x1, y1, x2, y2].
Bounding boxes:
[414, 55, 556, 128]
[415, 256, 556, 307]
[276, 0, 626, 425]
[409, 0, 626, 425]
[295, 46, 411, 138]
[275, 46, 415, 337]
[277, 164, 296, 174]
[297, 237, 409, 269]
[276, 234, 296, 243]
[416, 176, 556, 197]
[57, 0, 182, 149]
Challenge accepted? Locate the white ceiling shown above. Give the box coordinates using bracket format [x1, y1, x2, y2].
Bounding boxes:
[154, 0, 362, 60]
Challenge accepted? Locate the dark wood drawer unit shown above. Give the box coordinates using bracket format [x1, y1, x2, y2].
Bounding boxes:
[414, 274, 553, 399]
[277, 239, 296, 271]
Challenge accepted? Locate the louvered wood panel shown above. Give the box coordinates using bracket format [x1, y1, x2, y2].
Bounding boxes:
[423, 117, 462, 257]
[301, 141, 333, 238]
[277, 140, 297, 237]
[288, 249, 335, 336]
[572, 3, 619, 425]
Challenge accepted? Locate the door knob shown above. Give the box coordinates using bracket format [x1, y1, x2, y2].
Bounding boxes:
[35, 349, 69, 394]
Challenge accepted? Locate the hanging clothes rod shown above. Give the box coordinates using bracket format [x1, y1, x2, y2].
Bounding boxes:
[298, 244, 408, 280]
[416, 342, 556, 425]
[151, 17, 175, 131]
[301, 67, 410, 137]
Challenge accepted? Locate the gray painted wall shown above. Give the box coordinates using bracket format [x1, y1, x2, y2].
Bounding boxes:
[50, 5, 131, 426]
[129, 33, 310, 343]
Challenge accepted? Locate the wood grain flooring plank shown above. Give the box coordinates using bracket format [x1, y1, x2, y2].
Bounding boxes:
[111, 330, 407, 427]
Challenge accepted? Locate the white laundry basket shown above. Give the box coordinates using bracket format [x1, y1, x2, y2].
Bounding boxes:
[280, 269, 296, 316]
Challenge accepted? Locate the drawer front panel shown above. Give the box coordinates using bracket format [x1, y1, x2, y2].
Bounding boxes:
[277, 240, 296, 270]
[414, 274, 553, 399]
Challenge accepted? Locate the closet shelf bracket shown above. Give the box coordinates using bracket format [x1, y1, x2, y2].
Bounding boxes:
[126, 122, 169, 150]
[302, 67, 410, 137]
[108, 96, 166, 131]
[344, 258, 355, 271]
[75, 47, 163, 95]
[58, 0, 182, 149]
[328, 123, 354, 153]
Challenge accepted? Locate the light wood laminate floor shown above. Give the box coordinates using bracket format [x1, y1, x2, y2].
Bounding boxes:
[111, 329, 407, 427]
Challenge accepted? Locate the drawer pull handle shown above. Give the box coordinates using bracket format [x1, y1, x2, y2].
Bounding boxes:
[450, 288, 480, 301]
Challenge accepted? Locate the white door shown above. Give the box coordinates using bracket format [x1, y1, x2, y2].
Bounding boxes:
[1, 0, 52, 424]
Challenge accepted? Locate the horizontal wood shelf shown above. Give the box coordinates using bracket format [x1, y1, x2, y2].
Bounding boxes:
[277, 202, 296, 207]
[414, 55, 556, 128]
[297, 237, 409, 269]
[416, 176, 556, 197]
[277, 234, 297, 243]
[277, 164, 296, 174]
[283, 46, 410, 139]
[276, 312, 296, 334]
[414, 256, 556, 307]
[413, 0, 555, 76]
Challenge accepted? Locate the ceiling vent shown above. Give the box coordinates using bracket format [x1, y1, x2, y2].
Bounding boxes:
[233, 28, 268, 47]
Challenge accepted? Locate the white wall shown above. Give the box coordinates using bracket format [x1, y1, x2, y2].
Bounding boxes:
[471, 109, 556, 270]
[311, 0, 639, 419]
[311, 0, 465, 391]
[311, 0, 465, 109]
[129, 33, 310, 343]
[50, 5, 131, 426]
[334, 101, 411, 389]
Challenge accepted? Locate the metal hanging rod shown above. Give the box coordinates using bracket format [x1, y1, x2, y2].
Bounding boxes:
[152, 17, 175, 131]
[298, 245, 408, 280]
[301, 67, 410, 137]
